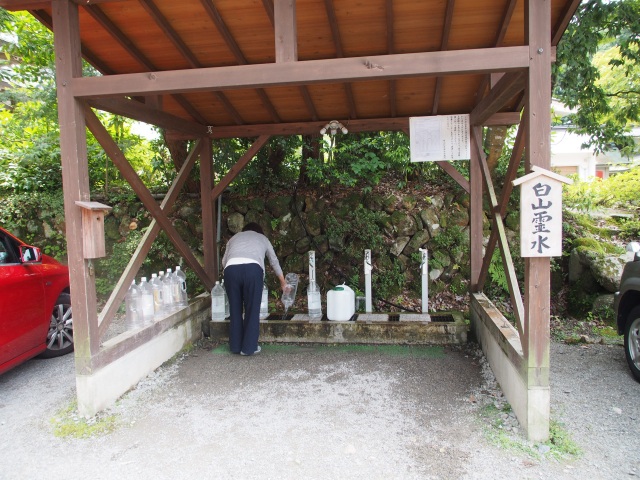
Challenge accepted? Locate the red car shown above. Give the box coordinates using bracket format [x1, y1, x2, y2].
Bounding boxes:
[0, 227, 73, 375]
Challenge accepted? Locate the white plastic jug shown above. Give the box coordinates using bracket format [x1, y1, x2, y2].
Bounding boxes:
[326, 284, 355, 321]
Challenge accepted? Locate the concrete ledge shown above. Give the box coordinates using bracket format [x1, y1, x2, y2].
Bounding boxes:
[210, 310, 467, 345]
[75, 294, 209, 417]
[471, 293, 549, 441]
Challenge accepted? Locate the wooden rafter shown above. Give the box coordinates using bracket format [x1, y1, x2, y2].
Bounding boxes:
[138, 0, 244, 125]
[471, 126, 525, 338]
[199, 0, 281, 123]
[30, 9, 115, 75]
[432, 0, 456, 115]
[83, 106, 214, 292]
[475, 0, 518, 105]
[72, 46, 530, 98]
[97, 138, 204, 339]
[261, 0, 318, 121]
[552, 0, 581, 46]
[82, 4, 205, 125]
[324, 0, 357, 119]
[386, 0, 396, 117]
[274, 0, 297, 63]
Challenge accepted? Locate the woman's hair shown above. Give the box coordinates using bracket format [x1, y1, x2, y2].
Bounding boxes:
[242, 222, 264, 235]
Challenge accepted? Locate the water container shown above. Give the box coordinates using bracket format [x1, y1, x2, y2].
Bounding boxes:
[327, 284, 355, 321]
[221, 278, 230, 319]
[139, 276, 155, 324]
[162, 268, 175, 313]
[260, 282, 269, 320]
[281, 273, 299, 311]
[211, 281, 226, 322]
[125, 280, 142, 330]
[150, 273, 164, 319]
[173, 266, 188, 307]
[307, 281, 322, 319]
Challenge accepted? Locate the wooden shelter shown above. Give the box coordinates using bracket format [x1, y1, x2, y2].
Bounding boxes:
[1, 0, 581, 441]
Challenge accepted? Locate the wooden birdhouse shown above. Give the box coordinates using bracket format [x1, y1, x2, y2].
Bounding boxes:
[512, 166, 572, 258]
[75, 201, 113, 259]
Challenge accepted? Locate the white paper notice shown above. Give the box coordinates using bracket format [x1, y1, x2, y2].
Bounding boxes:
[410, 115, 470, 162]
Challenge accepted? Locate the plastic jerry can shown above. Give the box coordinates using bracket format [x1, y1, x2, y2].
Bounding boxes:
[326, 284, 355, 321]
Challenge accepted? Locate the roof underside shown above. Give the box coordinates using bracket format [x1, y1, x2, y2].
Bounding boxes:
[8, 0, 579, 136]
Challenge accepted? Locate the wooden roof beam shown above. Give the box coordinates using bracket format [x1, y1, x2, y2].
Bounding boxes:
[324, 0, 357, 119]
[83, 4, 207, 125]
[162, 112, 515, 140]
[386, 0, 396, 117]
[274, 0, 297, 63]
[262, 0, 317, 121]
[432, 0, 456, 115]
[199, 0, 281, 123]
[470, 71, 526, 125]
[138, 0, 244, 125]
[73, 46, 530, 98]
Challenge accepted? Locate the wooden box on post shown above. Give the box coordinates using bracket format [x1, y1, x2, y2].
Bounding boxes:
[75, 201, 112, 259]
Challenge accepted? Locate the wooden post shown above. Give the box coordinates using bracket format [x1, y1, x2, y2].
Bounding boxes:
[274, 0, 297, 63]
[52, 0, 101, 372]
[524, 0, 552, 441]
[200, 138, 217, 282]
[469, 127, 483, 292]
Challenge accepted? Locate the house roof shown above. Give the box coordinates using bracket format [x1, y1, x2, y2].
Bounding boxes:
[3, 0, 580, 138]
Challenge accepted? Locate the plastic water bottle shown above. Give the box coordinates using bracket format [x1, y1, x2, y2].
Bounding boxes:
[307, 281, 322, 319]
[162, 268, 175, 313]
[139, 277, 154, 325]
[150, 273, 164, 319]
[125, 280, 142, 330]
[173, 266, 188, 308]
[211, 281, 226, 322]
[221, 279, 230, 319]
[260, 282, 269, 320]
[281, 273, 298, 313]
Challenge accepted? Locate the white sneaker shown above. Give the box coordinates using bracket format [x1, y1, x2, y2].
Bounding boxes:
[241, 345, 261, 356]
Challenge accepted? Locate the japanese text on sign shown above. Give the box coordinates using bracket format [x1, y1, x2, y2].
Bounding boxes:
[409, 115, 470, 162]
[519, 179, 563, 257]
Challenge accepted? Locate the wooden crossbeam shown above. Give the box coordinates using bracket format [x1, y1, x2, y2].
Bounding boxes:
[84, 106, 214, 293]
[471, 126, 525, 338]
[97, 138, 204, 339]
[386, 0, 397, 117]
[72, 46, 530, 98]
[470, 71, 526, 126]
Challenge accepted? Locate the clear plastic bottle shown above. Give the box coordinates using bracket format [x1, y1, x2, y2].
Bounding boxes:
[281, 272, 299, 312]
[307, 281, 322, 319]
[125, 280, 142, 330]
[139, 277, 155, 325]
[211, 281, 226, 322]
[162, 268, 175, 313]
[221, 278, 230, 319]
[173, 266, 188, 308]
[150, 273, 164, 319]
[260, 282, 269, 321]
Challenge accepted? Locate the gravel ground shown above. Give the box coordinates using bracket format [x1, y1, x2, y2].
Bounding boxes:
[0, 338, 638, 480]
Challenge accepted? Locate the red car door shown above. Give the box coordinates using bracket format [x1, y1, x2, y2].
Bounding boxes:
[0, 233, 46, 369]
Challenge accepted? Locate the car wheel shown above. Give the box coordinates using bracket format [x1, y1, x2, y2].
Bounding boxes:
[623, 306, 640, 382]
[39, 292, 73, 358]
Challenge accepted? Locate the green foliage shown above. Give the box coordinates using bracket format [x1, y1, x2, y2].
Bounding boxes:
[488, 248, 509, 295]
[554, 0, 640, 154]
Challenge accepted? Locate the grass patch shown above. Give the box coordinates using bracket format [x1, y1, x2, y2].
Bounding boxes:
[479, 404, 581, 461]
[50, 401, 118, 439]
